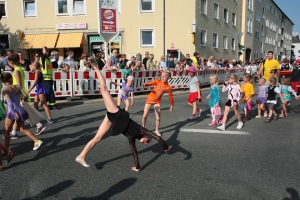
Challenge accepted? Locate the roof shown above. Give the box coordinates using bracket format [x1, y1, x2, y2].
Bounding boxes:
[271, 0, 294, 25]
[292, 36, 300, 43]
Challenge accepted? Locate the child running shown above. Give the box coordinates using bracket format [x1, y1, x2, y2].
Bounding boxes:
[110, 75, 135, 112]
[28, 62, 54, 125]
[217, 73, 243, 131]
[75, 58, 172, 172]
[187, 67, 202, 120]
[279, 77, 299, 117]
[240, 74, 255, 122]
[255, 78, 268, 118]
[265, 77, 281, 123]
[2, 72, 43, 150]
[206, 74, 221, 126]
[142, 70, 174, 136]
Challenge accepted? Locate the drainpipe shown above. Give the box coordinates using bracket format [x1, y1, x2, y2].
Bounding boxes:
[163, 0, 165, 57]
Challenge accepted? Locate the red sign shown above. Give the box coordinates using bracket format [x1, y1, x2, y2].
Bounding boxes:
[101, 8, 117, 33]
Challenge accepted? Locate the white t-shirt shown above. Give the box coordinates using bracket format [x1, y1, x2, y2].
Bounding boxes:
[251, 65, 258, 73]
[245, 65, 251, 73]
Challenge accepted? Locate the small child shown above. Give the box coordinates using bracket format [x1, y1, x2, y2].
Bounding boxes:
[240, 74, 255, 121]
[255, 78, 268, 118]
[217, 73, 243, 131]
[266, 69, 278, 86]
[82, 61, 91, 71]
[279, 77, 299, 117]
[206, 74, 221, 126]
[187, 67, 202, 120]
[265, 77, 281, 123]
[158, 56, 167, 70]
[110, 75, 135, 112]
[175, 61, 183, 72]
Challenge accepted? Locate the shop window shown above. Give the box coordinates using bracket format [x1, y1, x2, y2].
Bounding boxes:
[0, 1, 7, 18]
[56, 0, 86, 16]
[140, 29, 155, 47]
[24, 0, 36, 17]
[0, 34, 9, 50]
[140, 0, 155, 13]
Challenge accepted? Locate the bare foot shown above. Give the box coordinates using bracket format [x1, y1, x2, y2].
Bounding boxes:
[131, 167, 141, 172]
[165, 146, 172, 153]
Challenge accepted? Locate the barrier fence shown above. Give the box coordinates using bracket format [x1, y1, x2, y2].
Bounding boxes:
[22, 69, 244, 98]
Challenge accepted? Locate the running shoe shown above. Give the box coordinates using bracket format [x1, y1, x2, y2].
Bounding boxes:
[33, 140, 43, 150]
[36, 126, 46, 135]
[237, 122, 244, 129]
[3, 132, 19, 140]
[47, 119, 55, 124]
[217, 125, 226, 131]
[6, 151, 14, 164]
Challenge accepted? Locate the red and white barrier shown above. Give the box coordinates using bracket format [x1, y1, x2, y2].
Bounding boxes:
[22, 69, 244, 98]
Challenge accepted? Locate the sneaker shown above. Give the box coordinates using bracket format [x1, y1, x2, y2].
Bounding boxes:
[237, 122, 244, 129]
[187, 116, 196, 121]
[36, 126, 46, 136]
[3, 132, 19, 140]
[47, 119, 55, 124]
[33, 140, 43, 150]
[217, 125, 225, 131]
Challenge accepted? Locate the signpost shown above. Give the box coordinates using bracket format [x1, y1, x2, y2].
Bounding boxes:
[98, 0, 119, 59]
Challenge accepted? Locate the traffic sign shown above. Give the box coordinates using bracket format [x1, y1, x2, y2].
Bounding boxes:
[98, 0, 119, 43]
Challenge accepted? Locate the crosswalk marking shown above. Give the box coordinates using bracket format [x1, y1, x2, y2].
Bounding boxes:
[180, 128, 250, 135]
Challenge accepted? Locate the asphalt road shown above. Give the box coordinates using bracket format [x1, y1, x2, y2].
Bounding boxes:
[1, 86, 300, 200]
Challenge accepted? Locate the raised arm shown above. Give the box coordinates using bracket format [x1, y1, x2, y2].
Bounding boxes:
[143, 79, 157, 87]
[222, 82, 230, 92]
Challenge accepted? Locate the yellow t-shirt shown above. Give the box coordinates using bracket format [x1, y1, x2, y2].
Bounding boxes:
[241, 83, 254, 103]
[191, 57, 198, 68]
[262, 59, 280, 81]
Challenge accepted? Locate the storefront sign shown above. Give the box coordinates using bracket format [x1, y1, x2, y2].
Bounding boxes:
[56, 23, 87, 30]
[101, 8, 117, 33]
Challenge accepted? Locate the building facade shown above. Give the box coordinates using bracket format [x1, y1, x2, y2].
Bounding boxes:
[240, 0, 294, 62]
[195, 0, 243, 60]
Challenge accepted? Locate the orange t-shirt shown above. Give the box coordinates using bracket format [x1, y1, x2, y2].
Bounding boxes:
[145, 79, 174, 106]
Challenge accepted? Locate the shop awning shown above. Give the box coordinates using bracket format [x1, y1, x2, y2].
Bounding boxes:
[19, 34, 58, 49]
[56, 33, 83, 48]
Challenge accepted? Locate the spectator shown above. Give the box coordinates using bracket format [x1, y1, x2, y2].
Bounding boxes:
[1, 49, 14, 71]
[146, 54, 157, 70]
[175, 61, 183, 72]
[63, 50, 76, 70]
[110, 49, 119, 66]
[207, 56, 214, 68]
[18, 51, 30, 71]
[97, 52, 106, 70]
[82, 61, 91, 71]
[129, 56, 140, 71]
[158, 56, 167, 70]
[80, 53, 89, 70]
[280, 59, 292, 71]
[142, 51, 149, 70]
[202, 59, 208, 69]
[50, 51, 61, 70]
[32, 52, 40, 63]
[102, 59, 118, 71]
[0, 50, 6, 69]
[0, 41, 7, 49]
[191, 52, 200, 69]
[59, 62, 70, 72]
[185, 54, 193, 66]
[166, 56, 176, 70]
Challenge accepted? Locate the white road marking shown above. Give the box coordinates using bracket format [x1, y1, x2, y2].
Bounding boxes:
[180, 128, 250, 135]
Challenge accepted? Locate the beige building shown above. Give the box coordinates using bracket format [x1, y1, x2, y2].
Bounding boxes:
[195, 0, 243, 60]
[240, 0, 293, 61]
[0, 0, 197, 62]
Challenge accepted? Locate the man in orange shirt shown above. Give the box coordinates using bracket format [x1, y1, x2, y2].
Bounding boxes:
[142, 70, 174, 136]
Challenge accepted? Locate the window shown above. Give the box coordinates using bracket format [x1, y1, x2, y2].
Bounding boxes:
[247, 17, 252, 33]
[255, 31, 260, 41]
[247, 0, 253, 11]
[213, 33, 218, 48]
[56, 0, 86, 15]
[257, 0, 262, 4]
[223, 36, 228, 49]
[213, 3, 219, 19]
[24, 0, 36, 17]
[200, 0, 207, 15]
[224, 8, 228, 23]
[232, 12, 236, 26]
[200, 30, 207, 46]
[140, 29, 155, 47]
[254, 49, 259, 59]
[231, 38, 235, 50]
[255, 11, 260, 22]
[140, 0, 154, 12]
[0, 1, 7, 18]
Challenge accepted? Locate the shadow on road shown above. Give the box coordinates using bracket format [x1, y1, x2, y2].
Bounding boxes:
[23, 180, 75, 200]
[283, 187, 300, 200]
[73, 178, 137, 200]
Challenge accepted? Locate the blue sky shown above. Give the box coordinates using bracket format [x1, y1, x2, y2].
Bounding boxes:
[274, 0, 300, 36]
